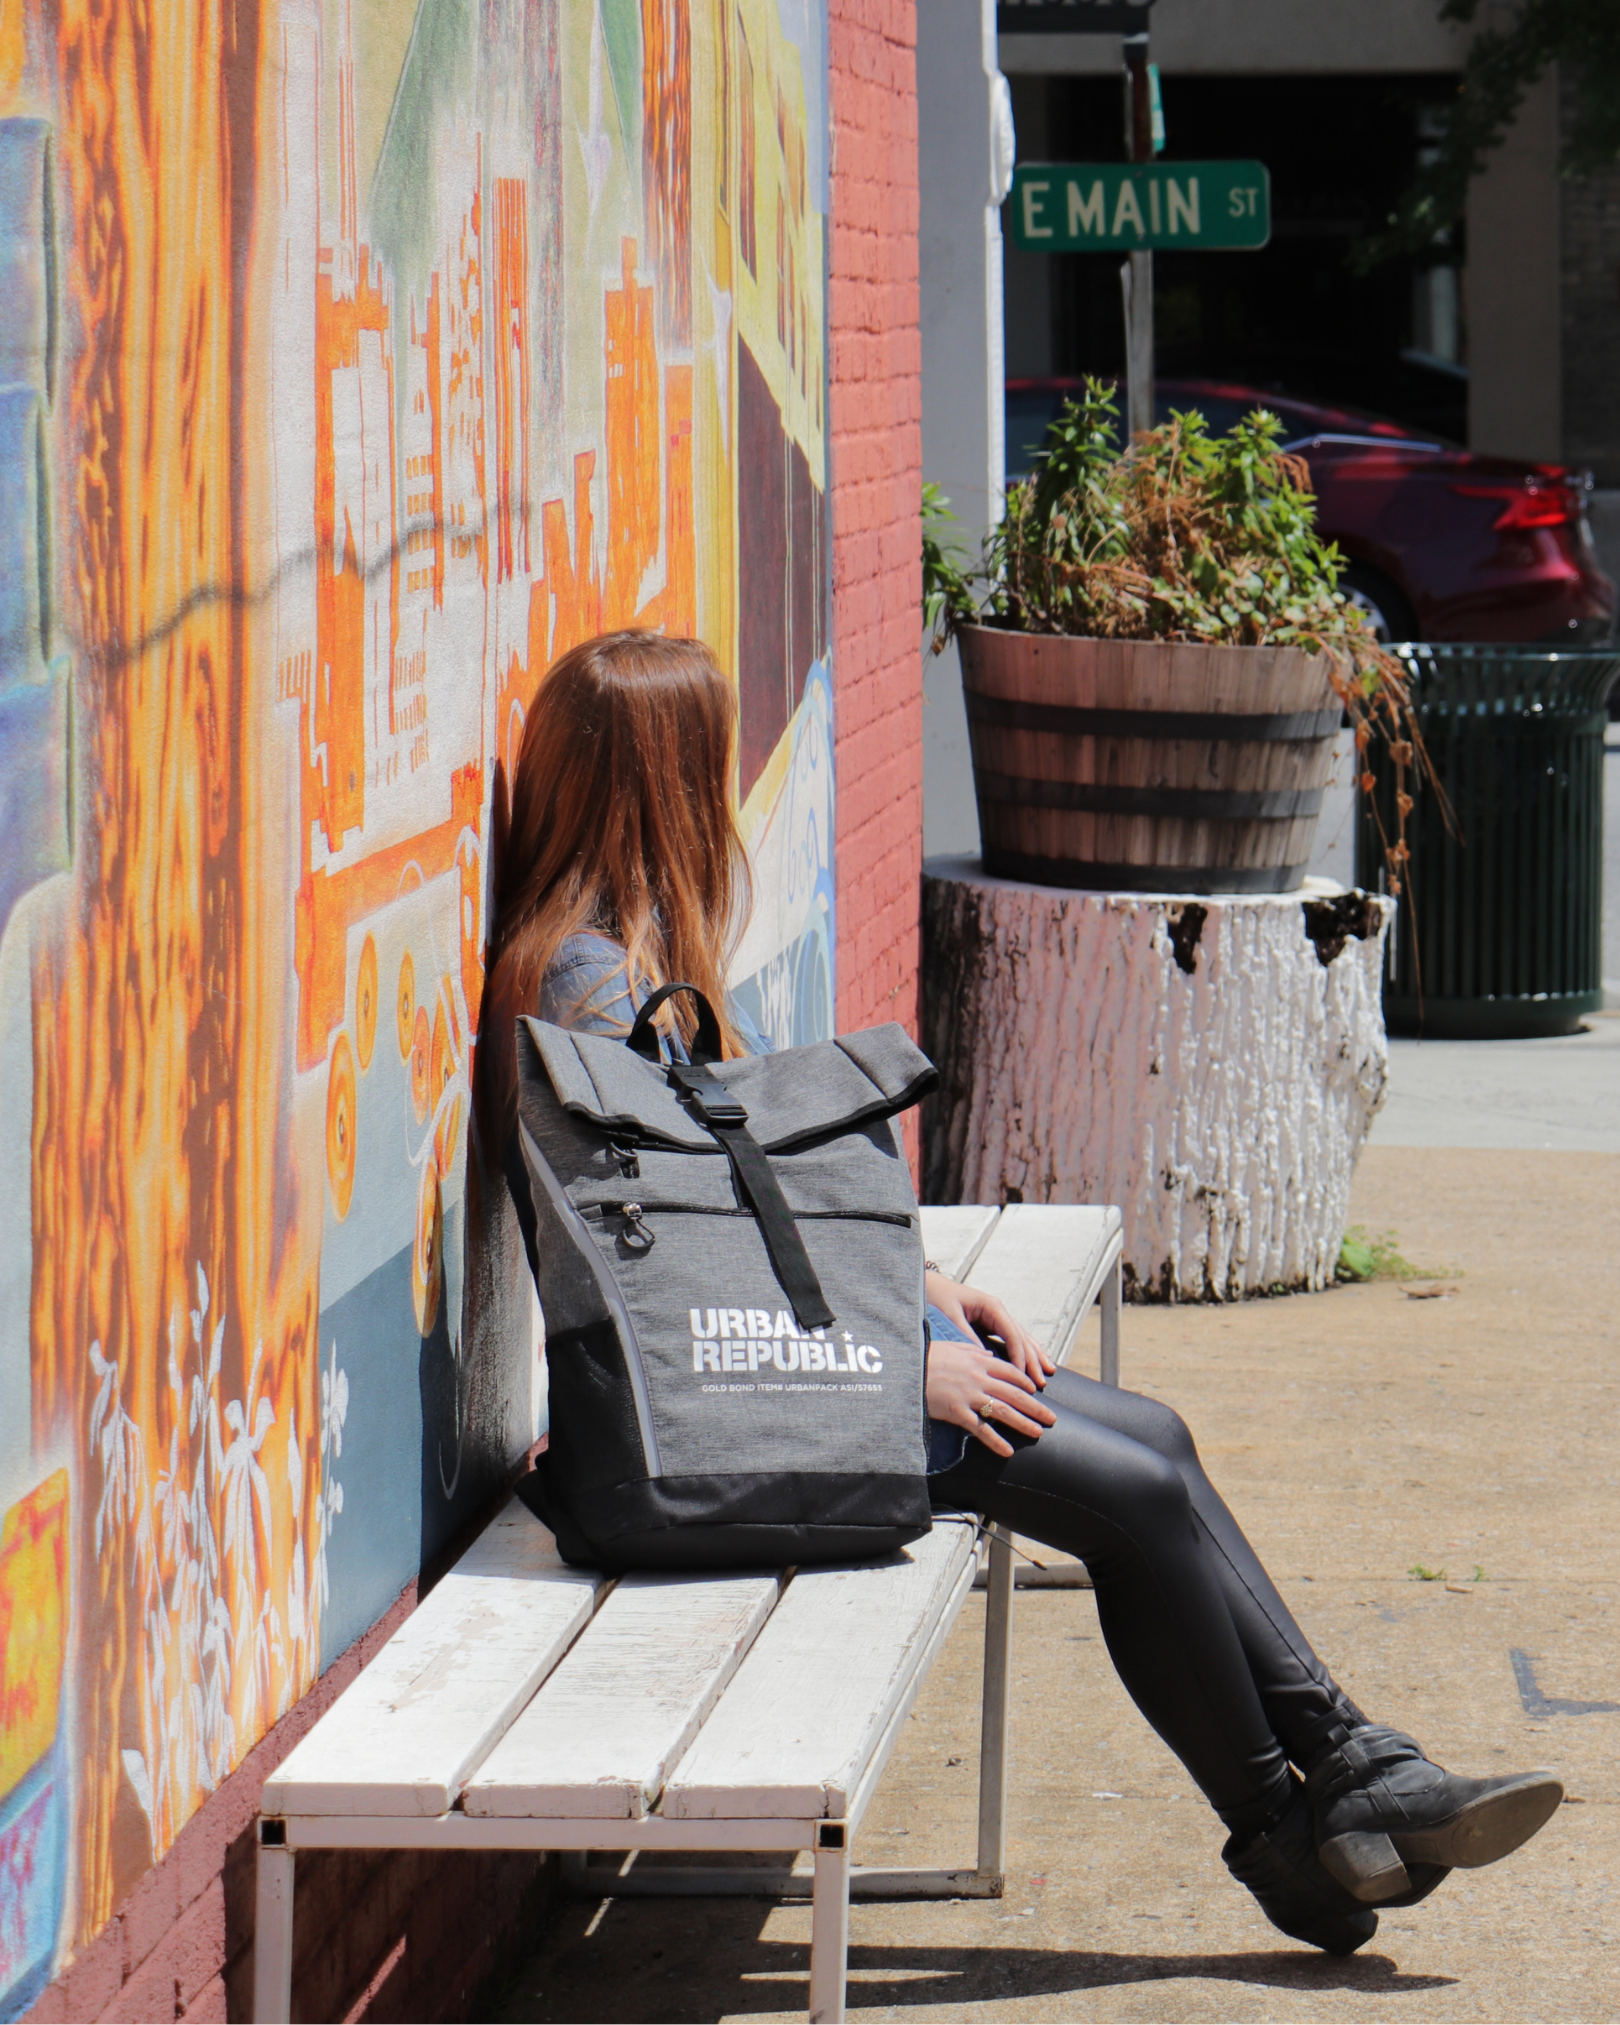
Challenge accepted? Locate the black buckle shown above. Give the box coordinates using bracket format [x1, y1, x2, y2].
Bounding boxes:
[669, 1062, 748, 1125]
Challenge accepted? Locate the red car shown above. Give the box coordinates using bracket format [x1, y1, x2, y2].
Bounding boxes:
[1005, 377, 1616, 645]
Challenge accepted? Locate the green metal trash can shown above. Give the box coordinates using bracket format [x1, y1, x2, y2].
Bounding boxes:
[1355, 644, 1619, 1039]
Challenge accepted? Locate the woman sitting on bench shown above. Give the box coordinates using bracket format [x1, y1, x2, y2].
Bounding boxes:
[484, 629, 1561, 1959]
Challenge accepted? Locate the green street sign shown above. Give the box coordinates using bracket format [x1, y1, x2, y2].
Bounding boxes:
[1010, 161, 1272, 252]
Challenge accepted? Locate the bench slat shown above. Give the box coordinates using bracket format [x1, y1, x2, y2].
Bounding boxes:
[660, 1518, 976, 1820]
[463, 1572, 780, 1819]
[916, 1205, 999, 1283]
[965, 1204, 1122, 1362]
[262, 1500, 603, 1818]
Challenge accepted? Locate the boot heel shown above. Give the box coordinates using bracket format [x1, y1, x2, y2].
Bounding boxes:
[1319, 1831, 1410, 1903]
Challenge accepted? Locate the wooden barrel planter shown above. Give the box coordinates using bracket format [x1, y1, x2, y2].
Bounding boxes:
[958, 626, 1343, 894]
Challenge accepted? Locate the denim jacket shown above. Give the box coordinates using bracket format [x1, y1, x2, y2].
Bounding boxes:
[538, 932, 772, 1059]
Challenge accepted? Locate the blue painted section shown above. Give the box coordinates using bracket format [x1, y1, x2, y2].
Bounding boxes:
[0, 668, 70, 947]
[0, 385, 47, 693]
[0, 119, 54, 396]
[316, 1199, 485, 1672]
[732, 661, 836, 1048]
[0, 1746, 68, 2024]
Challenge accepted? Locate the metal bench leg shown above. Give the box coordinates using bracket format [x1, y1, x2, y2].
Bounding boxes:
[808, 1820, 850, 2023]
[976, 1525, 1013, 1886]
[253, 1824, 294, 2024]
[1100, 1255, 1122, 1388]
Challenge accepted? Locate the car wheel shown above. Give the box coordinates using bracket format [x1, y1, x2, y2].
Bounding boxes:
[1339, 566, 1418, 645]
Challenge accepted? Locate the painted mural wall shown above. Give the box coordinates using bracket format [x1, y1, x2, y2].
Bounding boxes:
[0, 1, 831, 2010]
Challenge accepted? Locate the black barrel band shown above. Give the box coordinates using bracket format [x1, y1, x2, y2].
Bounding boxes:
[976, 772, 1325, 820]
[982, 849, 1303, 895]
[966, 693, 1343, 742]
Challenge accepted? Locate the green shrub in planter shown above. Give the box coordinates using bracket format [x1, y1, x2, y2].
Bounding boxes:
[925, 381, 1429, 890]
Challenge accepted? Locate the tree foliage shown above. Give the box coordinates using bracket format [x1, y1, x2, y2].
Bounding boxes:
[1356, 0, 1620, 268]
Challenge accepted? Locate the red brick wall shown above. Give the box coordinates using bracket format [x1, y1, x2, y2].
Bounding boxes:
[828, 0, 923, 1055]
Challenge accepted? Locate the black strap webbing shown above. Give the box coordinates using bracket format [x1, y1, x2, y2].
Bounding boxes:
[667, 1055, 835, 1332]
[624, 982, 834, 1331]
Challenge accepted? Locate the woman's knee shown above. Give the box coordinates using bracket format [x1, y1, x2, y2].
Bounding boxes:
[1118, 1391, 1200, 1469]
[1045, 1369, 1200, 1468]
[1089, 1437, 1193, 1535]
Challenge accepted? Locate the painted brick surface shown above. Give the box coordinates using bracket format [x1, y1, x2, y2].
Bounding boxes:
[23, 1574, 551, 2025]
[20, 8, 926, 2018]
[4, 4, 840, 2018]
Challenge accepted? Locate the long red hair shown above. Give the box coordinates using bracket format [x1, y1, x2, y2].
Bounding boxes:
[484, 630, 752, 1135]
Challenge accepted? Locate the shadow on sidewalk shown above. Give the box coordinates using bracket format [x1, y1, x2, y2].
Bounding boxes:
[498, 1896, 1459, 2021]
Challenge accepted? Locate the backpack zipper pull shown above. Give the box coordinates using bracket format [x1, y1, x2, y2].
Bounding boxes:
[619, 1203, 655, 1253]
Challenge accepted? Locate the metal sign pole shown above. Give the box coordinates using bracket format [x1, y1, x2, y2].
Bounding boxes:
[1122, 31, 1153, 439]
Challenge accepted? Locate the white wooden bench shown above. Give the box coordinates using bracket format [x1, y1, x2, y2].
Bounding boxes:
[253, 1203, 1123, 2025]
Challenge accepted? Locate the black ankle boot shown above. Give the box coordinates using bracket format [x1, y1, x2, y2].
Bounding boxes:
[1222, 1783, 1379, 1955]
[1305, 1724, 1563, 1903]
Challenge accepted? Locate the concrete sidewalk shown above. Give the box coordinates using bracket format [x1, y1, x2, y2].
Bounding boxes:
[497, 1147, 1619, 2023]
[1371, 1013, 1620, 1154]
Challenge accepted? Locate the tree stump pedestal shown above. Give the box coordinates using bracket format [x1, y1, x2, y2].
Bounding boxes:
[921, 857, 1395, 1301]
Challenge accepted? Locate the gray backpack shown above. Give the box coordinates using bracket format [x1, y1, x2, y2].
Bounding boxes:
[508, 984, 938, 1571]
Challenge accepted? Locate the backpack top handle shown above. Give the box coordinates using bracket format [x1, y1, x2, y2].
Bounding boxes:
[625, 981, 724, 1065]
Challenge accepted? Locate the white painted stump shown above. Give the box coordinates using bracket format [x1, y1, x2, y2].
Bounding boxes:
[921, 857, 1395, 1301]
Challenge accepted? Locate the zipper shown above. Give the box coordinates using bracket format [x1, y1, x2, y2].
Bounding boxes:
[584, 1202, 913, 1228]
[519, 1119, 661, 1476]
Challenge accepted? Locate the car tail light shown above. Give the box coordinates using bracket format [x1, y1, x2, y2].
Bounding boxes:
[1451, 480, 1579, 530]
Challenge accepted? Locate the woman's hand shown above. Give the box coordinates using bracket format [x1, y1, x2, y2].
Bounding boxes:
[924, 1333, 1056, 1459]
[925, 1270, 1055, 1390]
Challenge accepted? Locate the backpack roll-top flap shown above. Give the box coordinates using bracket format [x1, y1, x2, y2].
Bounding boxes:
[519, 1017, 937, 1151]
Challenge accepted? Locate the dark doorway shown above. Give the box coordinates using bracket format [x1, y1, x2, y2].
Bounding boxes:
[1003, 71, 1467, 442]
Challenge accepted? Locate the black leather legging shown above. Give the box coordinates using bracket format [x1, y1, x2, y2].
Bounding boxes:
[929, 1366, 1361, 1835]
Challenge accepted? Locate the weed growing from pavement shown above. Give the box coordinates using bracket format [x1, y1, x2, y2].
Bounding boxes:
[1337, 1225, 1459, 1284]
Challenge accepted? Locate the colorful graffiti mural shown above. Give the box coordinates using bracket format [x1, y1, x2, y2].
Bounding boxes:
[0, 0, 830, 2004]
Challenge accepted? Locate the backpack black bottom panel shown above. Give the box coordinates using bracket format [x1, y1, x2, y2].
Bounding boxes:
[518, 1463, 933, 1572]
[576, 1519, 933, 1573]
